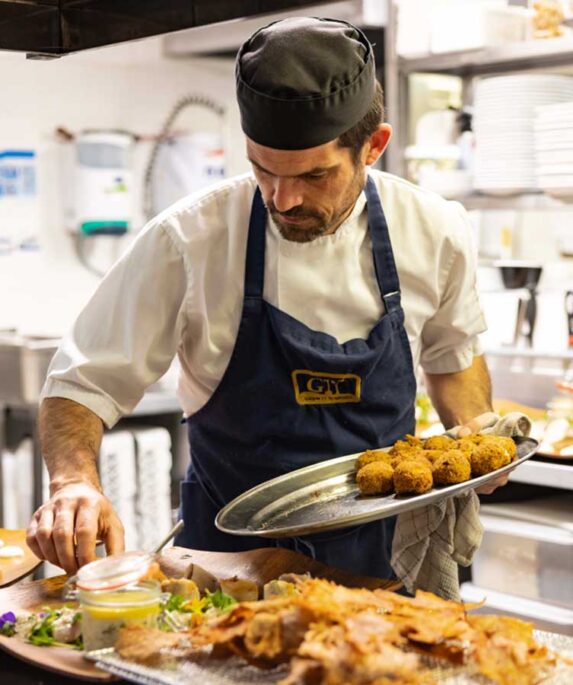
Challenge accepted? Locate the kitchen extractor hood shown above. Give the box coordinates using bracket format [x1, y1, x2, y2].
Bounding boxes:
[164, 0, 385, 56]
[0, 0, 341, 58]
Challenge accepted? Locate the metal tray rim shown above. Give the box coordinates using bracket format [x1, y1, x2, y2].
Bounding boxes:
[215, 437, 539, 539]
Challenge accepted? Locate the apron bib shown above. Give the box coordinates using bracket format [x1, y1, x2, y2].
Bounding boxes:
[176, 176, 416, 579]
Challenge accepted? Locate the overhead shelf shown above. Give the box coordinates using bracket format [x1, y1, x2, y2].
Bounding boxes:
[399, 37, 573, 76]
[451, 192, 573, 211]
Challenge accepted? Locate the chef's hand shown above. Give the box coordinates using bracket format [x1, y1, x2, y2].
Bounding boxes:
[26, 482, 125, 575]
[455, 411, 512, 495]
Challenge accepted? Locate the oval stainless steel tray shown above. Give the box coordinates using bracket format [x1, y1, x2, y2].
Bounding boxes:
[216, 436, 539, 538]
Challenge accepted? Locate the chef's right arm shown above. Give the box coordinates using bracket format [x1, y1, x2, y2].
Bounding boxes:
[27, 397, 118, 573]
[27, 219, 188, 573]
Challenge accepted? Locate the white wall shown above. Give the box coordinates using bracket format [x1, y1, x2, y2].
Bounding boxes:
[0, 36, 247, 336]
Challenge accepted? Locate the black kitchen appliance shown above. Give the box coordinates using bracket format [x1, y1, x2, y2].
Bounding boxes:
[495, 261, 543, 348]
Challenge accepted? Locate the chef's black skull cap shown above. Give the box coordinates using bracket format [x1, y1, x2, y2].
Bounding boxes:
[236, 17, 376, 150]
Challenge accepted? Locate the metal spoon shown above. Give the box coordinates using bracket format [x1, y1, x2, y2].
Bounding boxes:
[153, 519, 185, 554]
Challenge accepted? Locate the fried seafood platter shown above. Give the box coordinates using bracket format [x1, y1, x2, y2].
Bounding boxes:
[110, 576, 570, 685]
[355, 433, 519, 497]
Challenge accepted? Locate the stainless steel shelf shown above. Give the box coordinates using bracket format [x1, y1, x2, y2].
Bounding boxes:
[2, 390, 182, 416]
[485, 347, 573, 361]
[131, 391, 181, 417]
[454, 193, 573, 211]
[509, 459, 573, 491]
[399, 37, 573, 76]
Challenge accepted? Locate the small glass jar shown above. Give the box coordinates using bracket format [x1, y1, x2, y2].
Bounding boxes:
[79, 580, 161, 651]
[74, 551, 162, 651]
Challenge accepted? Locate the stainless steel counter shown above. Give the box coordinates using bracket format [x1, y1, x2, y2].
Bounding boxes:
[509, 459, 573, 491]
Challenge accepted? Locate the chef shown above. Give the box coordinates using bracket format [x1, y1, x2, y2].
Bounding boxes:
[27, 17, 498, 577]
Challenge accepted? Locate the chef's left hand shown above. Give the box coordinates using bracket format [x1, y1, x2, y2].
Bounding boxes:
[455, 411, 498, 438]
[456, 411, 512, 495]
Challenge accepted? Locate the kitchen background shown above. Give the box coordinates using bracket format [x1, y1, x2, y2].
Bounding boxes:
[0, 0, 572, 632]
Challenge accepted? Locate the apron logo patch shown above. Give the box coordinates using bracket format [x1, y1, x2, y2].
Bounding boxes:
[291, 370, 361, 405]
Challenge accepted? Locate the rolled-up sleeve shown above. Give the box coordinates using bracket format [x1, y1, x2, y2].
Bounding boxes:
[420, 203, 487, 375]
[41, 220, 187, 428]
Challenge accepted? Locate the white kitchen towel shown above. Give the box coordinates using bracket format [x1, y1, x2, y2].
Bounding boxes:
[472, 412, 532, 438]
[390, 412, 532, 601]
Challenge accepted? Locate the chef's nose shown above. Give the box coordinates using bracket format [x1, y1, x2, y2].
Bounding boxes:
[272, 177, 303, 213]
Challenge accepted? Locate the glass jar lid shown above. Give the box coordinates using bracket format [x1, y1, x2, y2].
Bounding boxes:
[76, 551, 157, 592]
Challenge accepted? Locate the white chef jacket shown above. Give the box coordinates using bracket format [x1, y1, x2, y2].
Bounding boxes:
[42, 170, 487, 428]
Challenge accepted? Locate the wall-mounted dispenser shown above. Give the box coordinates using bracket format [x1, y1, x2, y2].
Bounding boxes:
[70, 131, 134, 236]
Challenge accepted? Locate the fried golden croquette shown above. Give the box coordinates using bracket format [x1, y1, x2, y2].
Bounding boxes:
[432, 450, 471, 486]
[356, 461, 394, 496]
[423, 435, 457, 451]
[462, 434, 486, 445]
[455, 438, 476, 455]
[389, 440, 417, 456]
[421, 449, 445, 464]
[404, 434, 423, 448]
[391, 451, 432, 469]
[355, 449, 393, 471]
[389, 445, 430, 468]
[390, 440, 424, 457]
[457, 434, 516, 461]
[485, 435, 517, 459]
[389, 435, 423, 455]
[393, 460, 433, 495]
[470, 443, 511, 477]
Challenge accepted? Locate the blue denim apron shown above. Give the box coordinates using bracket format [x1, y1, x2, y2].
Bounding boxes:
[175, 176, 416, 579]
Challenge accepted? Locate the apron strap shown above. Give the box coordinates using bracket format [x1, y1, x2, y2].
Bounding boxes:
[365, 175, 403, 313]
[244, 187, 267, 298]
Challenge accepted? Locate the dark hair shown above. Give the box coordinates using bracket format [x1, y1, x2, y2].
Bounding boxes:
[337, 81, 384, 163]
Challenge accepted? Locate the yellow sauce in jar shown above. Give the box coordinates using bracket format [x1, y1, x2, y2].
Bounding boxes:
[79, 582, 161, 651]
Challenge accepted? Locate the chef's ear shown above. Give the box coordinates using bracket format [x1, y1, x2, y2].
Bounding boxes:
[363, 124, 392, 166]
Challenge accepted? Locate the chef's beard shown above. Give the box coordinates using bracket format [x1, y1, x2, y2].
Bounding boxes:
[268, 166, 366, 243]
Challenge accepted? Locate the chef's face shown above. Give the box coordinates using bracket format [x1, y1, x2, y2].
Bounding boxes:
[246, 125, 391, 242]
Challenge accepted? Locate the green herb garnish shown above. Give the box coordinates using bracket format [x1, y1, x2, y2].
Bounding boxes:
[0, 621, 16, 637]
[27, 609, 83, 650]
[204, 589, 237, 612]
[28, 610, 61, 647]
[162, 594, 188, 612]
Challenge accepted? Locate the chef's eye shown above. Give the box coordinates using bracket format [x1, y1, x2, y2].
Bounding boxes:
[305, 171, 328, 180]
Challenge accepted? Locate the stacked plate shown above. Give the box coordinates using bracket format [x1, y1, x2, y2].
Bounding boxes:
[473, 75, 573, 195]
[535, 101, 573, 200]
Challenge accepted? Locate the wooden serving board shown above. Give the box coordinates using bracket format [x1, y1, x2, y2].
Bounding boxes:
[0, 575, 106, 681]
[0, 529, 41, 587]
[0, 546, 399, 682]
[159, 546, 400, 592]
